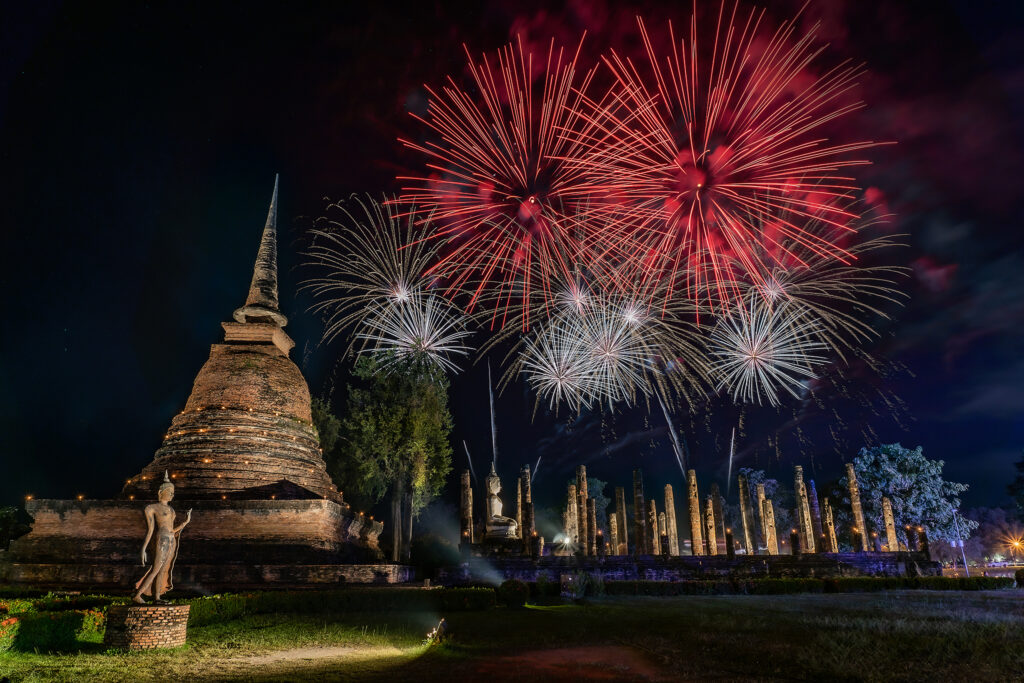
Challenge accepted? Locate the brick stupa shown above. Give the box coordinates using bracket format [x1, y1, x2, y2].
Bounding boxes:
[3, 178, 405, 590]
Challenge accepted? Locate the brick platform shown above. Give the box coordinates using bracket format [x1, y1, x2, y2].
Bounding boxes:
[103, 604, 190, 650]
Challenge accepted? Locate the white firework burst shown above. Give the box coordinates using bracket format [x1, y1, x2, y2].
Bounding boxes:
[303, 194, 438, 351]
[709, 298, 827, 406]
[580, 302, 651, 407]
[357, 296, 472, 374]
[519, 317, 598, 412]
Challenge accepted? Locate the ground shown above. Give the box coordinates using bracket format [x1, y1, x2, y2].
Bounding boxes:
[1, 591, 1022, 681]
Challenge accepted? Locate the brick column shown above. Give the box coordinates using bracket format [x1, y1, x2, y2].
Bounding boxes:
[515, 477, 523, 540]
[586, 497, 597, 556]
[615, 486, 629, 555]
[688, 470, 703, 556]
[847, 463, 869, 552]
[808, 479, 824, 543]
[882, 496, 898, 552]
[664, 484, 679, 556]
[794, 466, 816, 553]
[647, 499, 660, 555]
[711, 483, 726, 554]
[577, 466, 589, 556]
[633, 469, 647, 556]
[737, 474, 755, 555]
[521, 465, 535, 539]
[609, 512, 619, 556]
[460, 470, 474, 543]
[762, 497, 779, 555]
[704, 495, 718, 556]
[822, 497, 839, 552]
[566, 483, 579, 545]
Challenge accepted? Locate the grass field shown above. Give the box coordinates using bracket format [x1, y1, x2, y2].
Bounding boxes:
[1, 590, 1022, 681]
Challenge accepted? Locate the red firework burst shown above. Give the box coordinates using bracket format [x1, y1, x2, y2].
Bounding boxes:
[565, 2, 882, 314]
[397, 36, 626, 330]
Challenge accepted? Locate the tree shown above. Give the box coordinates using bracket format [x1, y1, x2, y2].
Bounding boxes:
[0, 506, 29, 550]
[841, 444, 977, 545]
[1008, 451, 1024, 521]
[310, 397, 342, 458]
[337, 355, 453, 563]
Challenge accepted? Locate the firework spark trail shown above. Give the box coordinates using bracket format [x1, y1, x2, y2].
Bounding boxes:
[732, 200, 908, 359]
[709, 296, 826, 406]
[463, 440, 478, 484]
[562, 4, 881, 314]
[518, 314, 600, 412]
[398, 35, 633, 328]
[302, 195, 438, 354]
[357, 295, 473, 374]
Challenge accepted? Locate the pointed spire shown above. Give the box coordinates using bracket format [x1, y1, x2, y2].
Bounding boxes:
[233, 174, 288, 327]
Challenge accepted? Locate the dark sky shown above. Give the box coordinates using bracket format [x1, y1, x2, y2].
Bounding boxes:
[2, 0, 1023, 523]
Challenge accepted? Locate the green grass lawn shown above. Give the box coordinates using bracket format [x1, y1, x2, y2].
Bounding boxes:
[1, 590, 1022, 681]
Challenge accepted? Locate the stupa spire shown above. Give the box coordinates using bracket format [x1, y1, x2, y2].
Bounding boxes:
[233, 174, 288, 327]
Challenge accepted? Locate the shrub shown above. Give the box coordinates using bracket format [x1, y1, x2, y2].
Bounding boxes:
[185, 587, 495, 627]
[497, 580, 529, 608]
[1016, 568, 1024, 587]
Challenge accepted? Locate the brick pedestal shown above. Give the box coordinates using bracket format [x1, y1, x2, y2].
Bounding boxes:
[104, 604, 190, 650]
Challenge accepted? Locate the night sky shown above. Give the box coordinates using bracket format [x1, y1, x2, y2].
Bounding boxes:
[3, 1, 1023, 526]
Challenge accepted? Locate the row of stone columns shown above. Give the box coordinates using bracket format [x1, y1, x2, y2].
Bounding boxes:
[554, 462, 922, 558]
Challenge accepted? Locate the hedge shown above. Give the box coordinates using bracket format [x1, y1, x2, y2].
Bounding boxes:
[559, 576, 1015, 597]
[185, 587, 495, 627]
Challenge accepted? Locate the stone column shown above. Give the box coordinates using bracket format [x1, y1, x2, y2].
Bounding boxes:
[566, 483, 579, 545]
[846, 463, 869, 551]
[687, 470, 704, 556]
[609, 512, 619, 556]
[521, 465, 535, 538]
[615, 487, 629, 556]
[647, 499, 660, 555]
[762, 497, 779, 555]
[711, 483, 726, 554]
[725, 528, 736, 560]
[460, 470, 474, 543]
[658, 511, 667, 541]
[516, 477, 523, 540]
[822, 497, 839, 552]
[756, 483, 768, 551]
[586, 497, 598, 556]
[882, 496, 898, 552]
[808, 479, 824, 543]
[633, 469, 647, 556]
[704, 495, 718, 556]
[664, 484, 680, 556]
[737, 474, 755, 555]
[577, 466, 589, 556]
[794, 466, 815, 553]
